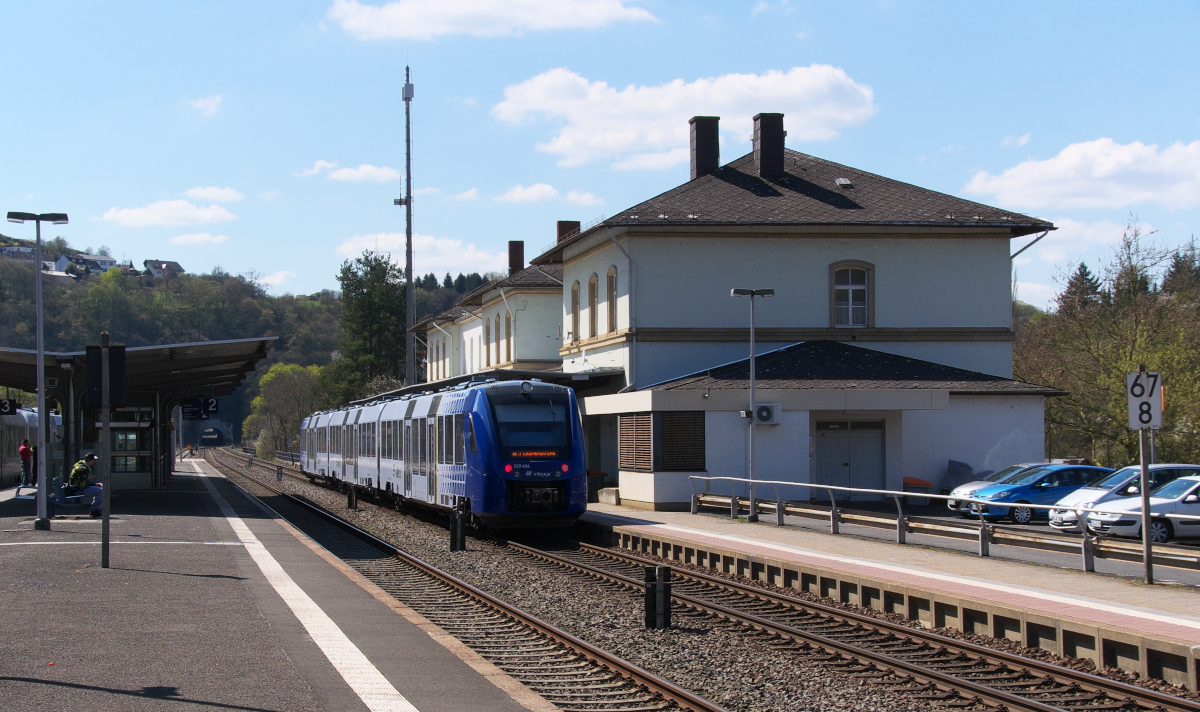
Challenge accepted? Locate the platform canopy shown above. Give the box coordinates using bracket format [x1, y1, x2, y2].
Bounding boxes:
[0, 336, 277, 403]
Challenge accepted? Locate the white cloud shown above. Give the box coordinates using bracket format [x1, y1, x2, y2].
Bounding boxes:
[296, 160, 337, 176]
[184, 186, 242, 202]
[495, 183, 558, 202]
[171, 232, 230, 245]
[414, 187, 440, 195]
[454, 188, 478, 201]
[260, 270, 296, 288]
[336, 232, 507, 274]
[98, 200, 236, 228]
[1003, 132, 1031, 147]
[258, 190, 283, 201]
[566, 190, 603, 206]
[328, 164, 401, 182]
[939, 144, 963, 153]
[327, 0, 655, 40]
[965, 138, 1200, 209]
[1024, 218, 1134, 265]
[492, 65, 876, 168]
[1014, 282, 1058, 309]
[612, 148, 689, 171]
[185, 95, 222, 116]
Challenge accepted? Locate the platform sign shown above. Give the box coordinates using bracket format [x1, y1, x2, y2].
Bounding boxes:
[203, 397, 218, 415]
[181, 398, 206, 420]
[0, 399, 20, 415]
[1127, 371, 1163, 430]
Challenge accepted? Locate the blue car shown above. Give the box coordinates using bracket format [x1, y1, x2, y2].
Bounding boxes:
[969, 464, 1112, 524]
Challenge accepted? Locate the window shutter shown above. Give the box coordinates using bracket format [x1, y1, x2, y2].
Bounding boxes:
[660, 412, 706, 471]
[619, 413, 652, 471]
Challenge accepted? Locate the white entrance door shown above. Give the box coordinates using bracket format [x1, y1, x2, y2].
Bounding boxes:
[815, 422, 884, 501]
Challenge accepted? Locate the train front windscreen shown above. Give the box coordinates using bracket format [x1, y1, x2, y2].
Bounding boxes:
[488, 392, 573, 460]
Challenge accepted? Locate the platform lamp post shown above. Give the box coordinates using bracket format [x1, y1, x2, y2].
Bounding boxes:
[731, 288, 774, 522]
[7, 211, 68, 531]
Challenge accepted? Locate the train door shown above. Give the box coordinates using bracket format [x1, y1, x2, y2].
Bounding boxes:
[404, 419, 412, 495]
[428, 417, 437, 503]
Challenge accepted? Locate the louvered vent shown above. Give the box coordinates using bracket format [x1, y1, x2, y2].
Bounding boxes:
[660, 411, 705, 471]
[619, 413, 653, 471]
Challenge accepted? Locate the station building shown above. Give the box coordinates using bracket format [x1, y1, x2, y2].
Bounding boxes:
[419, 113, 1060, 509]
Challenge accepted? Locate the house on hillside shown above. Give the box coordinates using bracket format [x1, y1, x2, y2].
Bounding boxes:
[143, 260, 185, 279]
[0, 245, 33, 258]
[56, 252, 118, 275]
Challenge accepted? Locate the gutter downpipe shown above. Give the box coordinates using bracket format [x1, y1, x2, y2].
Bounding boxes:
[498, 287, 526, 365]
[607, 228, 637, 392]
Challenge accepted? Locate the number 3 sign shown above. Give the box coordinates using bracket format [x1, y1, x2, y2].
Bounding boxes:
[1127, 371, 1163, 430]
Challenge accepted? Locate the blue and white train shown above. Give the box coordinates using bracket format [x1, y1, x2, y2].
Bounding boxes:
[299, 378, 586, 528]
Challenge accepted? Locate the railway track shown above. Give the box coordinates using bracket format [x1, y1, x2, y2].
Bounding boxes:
[206, 449, 727, 712]
[507, 541, 1200, 712]
[209, 450, 1200, 711]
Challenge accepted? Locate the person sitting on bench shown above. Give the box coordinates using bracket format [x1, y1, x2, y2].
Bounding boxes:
[67, 454, 104, 518]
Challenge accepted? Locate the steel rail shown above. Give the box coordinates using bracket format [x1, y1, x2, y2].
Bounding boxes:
[558, 541, 1200, 712]
[206, 449, 728, 712]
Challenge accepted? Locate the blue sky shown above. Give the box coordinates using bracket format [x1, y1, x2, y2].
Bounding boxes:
[4, 0, 1199, 308]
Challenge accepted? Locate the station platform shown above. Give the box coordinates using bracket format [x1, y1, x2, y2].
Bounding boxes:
[577, 503, 1200, 690]
[0, 461, 550, 712]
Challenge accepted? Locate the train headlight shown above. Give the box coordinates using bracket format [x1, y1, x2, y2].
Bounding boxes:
[505, 464, 513, 473]
[561, 464, 569, 472]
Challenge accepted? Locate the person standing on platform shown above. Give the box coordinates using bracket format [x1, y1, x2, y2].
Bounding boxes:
[18, 439, 32, 487]
[68, 453, 103, 518]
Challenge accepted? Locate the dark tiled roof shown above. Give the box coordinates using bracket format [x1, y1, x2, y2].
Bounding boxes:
[536, 149, 1052, 263]
[457, 264, 563, 306]
[412, 305, 479, 331]
[648, 341, 1062, 396]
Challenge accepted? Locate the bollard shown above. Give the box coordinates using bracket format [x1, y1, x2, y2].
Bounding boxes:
[776, 500, 785, 527]
[691, 493, 699, 515]
[1082, 534, 1095, 572]
[248, 456, 253, 469]
[655, 566, 672, 629]
[449, 506, 460, 551]
[456, 498, 468, 551]
[730, 495, 739, 519]
[276, 465, 283, 483]
[896, 516, 907, 545]
[347, 485, 357, 510]
[830, 507, 840, 535]
[978, 524, 991, 557]
[643, 567, 656, 628]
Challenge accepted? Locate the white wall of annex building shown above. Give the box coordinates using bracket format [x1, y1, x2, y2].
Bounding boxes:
[901, 395, 1045, 490]
[480, 292, 563, 363]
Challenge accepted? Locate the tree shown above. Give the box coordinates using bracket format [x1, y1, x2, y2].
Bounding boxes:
[333, 251, 407, 401]
[242, 363, 322, 458]
[442, 272, 454, 289]
[1057, 263, 1101, 313]
[1161, 241, 1200, 297]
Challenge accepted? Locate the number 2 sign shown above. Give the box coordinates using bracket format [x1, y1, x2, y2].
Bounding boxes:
[1127, 371, 1163, 430]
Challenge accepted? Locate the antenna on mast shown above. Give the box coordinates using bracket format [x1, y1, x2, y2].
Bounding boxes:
[396, 66, 416, 385]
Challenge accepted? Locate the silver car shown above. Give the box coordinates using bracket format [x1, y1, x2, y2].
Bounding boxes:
[946, 463, 1044, 517]
[1049, 464, 1199, 533]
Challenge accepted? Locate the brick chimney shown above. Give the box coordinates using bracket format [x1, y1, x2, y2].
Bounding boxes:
[556, 220, 581, 243]
[689, 116, 720, 180]
[753, 113, 785, 181]
[508, 241, 524, 275]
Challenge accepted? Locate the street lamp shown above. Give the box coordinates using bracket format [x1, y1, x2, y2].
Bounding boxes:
[731, 287, 774, 522]
[7, 211, 68, 531]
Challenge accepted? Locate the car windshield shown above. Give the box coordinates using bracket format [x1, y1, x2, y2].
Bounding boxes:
[487, 392, 572, 452]
[1006, 467, 1051, 486]
[1151, 479, 1200, 500]
[987, 465, 1030, 482]
[1091, 467, 1138, 489]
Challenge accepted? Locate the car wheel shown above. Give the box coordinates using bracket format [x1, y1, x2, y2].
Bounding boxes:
[1147, 519, 1173, 544]
[1009, 504, 1034, 525]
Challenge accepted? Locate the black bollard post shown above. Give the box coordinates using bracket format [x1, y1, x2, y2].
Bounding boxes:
[455, 498, 467, 551]
[449, 504, 461, 551]
[276, 465, 283, 483]
[656, 566, 672, 629]
[347, 485, 357, 510]
[643, 567, 656, 629]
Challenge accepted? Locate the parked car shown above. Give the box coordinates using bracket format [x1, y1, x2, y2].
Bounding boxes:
[969, 464, 1112, 524]
[1048, 464, 1200, 533]
[946, 463, 1045, 517]
[1086, 475, 1200, 543]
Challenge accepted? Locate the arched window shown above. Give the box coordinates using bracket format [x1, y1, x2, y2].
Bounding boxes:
[485, 319, 492, 366]
[588, 274, 598, 338]
[570, 281, 580, 342]
[829, 261, 874, 327]
[495, 313, 501, 364]
[607, 266, 618, 333]
[505, 311, 512, 363]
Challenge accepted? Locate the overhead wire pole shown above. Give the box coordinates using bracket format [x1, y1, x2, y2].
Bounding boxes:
[399, 66, 416, 386]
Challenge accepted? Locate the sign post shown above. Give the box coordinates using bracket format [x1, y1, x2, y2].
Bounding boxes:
[1127, 365, 1163, 585]
[101, 332, 111, 569]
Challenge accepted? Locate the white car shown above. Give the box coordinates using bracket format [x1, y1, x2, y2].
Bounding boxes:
[1049, 464, 1200, 533]
[1085, 475, 1200, 543]
[946, 463, 1043, 517]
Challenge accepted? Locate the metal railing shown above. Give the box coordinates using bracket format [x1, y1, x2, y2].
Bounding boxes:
[688, 476, 1200, 574]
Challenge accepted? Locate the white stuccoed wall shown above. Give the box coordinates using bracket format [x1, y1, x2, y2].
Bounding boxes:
[901, 395, 1045, 490]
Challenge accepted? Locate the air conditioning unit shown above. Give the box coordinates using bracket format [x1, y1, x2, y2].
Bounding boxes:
[754, 404, 782, 426]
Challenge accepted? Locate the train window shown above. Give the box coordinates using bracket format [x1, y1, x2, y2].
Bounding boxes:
[454, 414, 464, 464]
[466, 415, 476, 453]
[487, 393, 572, 458]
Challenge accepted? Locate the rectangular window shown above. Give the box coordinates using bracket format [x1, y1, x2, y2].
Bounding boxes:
[834, 267, 869, 327]
[619, 413, 653, 471]
[660, 412, 705, 471]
